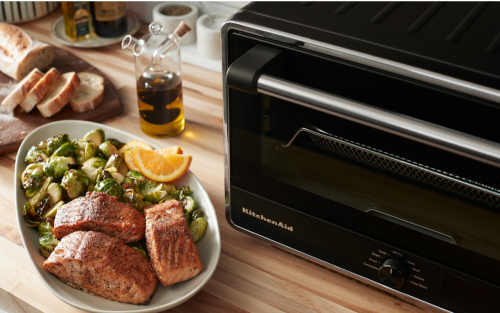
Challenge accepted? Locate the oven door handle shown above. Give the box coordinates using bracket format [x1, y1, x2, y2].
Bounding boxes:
[227, 44, 500, 168]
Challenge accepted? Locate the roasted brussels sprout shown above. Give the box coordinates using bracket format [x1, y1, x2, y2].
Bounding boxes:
[139, 181, 166, 204]
[27, 177, 52, 206]
[189, 217, 207, 243]
[38, 222, 60, 257]
[83, 129, 105, 146]
[105, 154, 123, 170]
[25, 194, 50, 228]
[25, 146, 49, 164]
[73, 140, 97, 164]
[99, 141, 119, 159]
[122, 190, 145, 212]
[126, 170, 147, 184]
[191, 209, 204, 221]
[122, 181, 139, 194]
[81, 157, 107, 183]
[182, 196, 197, 224]
[42, 200, 64, 221]
[47, 183, 64, 206]
[22, 163, 44, 188]
[43, 156, 75, 180]
[127, 241, 148, 259]
[94, 178, 122, 198]
[25, 175, 43, 197]
[47, 134, 70, 156]
[108, 138, 126, 150]
[52, 142, 73, 157]
[61, 169, 90, 199]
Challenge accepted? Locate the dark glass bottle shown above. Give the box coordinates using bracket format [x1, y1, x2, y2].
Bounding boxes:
[91, 2, 127, 38]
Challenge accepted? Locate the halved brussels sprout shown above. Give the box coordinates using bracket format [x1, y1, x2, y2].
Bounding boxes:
[81, 157, 107, 183]
[52, 142, 73, 157]
[24, 174, 43, 197]
[183, 196, 197, 224]
[43, 156, 75, 180]
[122, 182, 139, 194]
[122, 190, 145, 212]
[99, 141, 119, 159]
[61, 169, 90, 199]
[139, 181, 163, 195]
[83, 129, 105, 146]
[127, 241, 148, 259]
[47, 134, 70, 156]
[42, 200, 64, 220]
[189, 217, 207, 243]
[106, 154, 123, 170]
[126, 171, 147, 184]
[38, 222, 60, 257]
[22, 163, 44, 188]
[162, 184, 177, 193]
[117, 162, 129, 177]
[94, 178, 122, 198]
[27, 177, 52, 206]
[191, 209, 204, 221]
[108, 138, 125, 150]
[73, 140, 97, 164]
[25, 193, 50, 228]
[47, 183, 64, 206]
[25, 146, 49, 164]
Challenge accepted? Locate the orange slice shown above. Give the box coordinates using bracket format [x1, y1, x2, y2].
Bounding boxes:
[157, 146, 183, 156]
[134, 147, 192, 182]
[123, 149, 140, 171]
[118, 140, 153, 155]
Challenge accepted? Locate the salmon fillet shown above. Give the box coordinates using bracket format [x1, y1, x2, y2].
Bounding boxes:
[144, 200, 203, 286]
[54, 192, 145, 243]
[43, 231, 158, 304]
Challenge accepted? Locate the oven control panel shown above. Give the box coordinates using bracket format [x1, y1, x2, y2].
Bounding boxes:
[364, 248, 430, 291]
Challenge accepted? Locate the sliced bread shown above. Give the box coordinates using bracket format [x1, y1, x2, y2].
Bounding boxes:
[19, 67, 60, 113]
[1, 68, 43, 112]
[37, 72, 81, 118]
[69, 72, 104, 112]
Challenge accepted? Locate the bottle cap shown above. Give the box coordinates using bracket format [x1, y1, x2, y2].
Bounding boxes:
[173, 21, 192, 40]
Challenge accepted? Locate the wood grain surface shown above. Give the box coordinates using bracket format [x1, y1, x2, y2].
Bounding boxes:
[0, 48, 123, 155]
[0, 8, 447, 313]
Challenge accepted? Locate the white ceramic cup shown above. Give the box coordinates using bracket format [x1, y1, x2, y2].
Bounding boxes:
[152, 2, 198, 45]
[196, 14, 228, 59]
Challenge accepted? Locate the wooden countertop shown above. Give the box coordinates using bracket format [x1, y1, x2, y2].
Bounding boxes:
[0, 8, 445, 313]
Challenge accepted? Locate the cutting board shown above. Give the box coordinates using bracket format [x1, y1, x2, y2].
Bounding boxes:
[0, 47, 123, 155]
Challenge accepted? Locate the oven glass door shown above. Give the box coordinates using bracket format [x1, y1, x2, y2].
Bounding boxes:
[227, 32, 500, 283]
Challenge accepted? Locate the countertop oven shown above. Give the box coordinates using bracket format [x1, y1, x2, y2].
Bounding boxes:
[222, 3, 500, 312]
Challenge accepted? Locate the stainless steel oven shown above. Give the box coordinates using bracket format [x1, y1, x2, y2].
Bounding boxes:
[222, 3, 500, 312]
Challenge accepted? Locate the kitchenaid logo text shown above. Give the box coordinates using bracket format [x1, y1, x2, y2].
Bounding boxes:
[242, 207, 293, 231]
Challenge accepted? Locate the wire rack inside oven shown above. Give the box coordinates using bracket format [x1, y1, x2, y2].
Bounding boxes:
[289, 121, 500, 208]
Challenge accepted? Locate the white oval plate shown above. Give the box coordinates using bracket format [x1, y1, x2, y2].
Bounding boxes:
[15, 120, 221, 313]
[51, 13, 140, 48]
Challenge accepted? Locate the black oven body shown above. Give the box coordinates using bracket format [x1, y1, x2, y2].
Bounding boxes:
[222, 3, 500, 312]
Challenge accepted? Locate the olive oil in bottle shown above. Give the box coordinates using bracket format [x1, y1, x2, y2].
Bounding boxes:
[91, 2, 127, 38]
[61, 2, 95, 41]
[136, 71, 185, 137]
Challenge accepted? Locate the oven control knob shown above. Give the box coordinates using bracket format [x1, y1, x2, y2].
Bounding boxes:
[378, 259, 408, 289]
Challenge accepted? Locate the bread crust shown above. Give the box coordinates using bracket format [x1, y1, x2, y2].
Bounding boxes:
[19, 68, 60, 113]
[37, 72, 81, 118]
[69, 72, 105, 112]
[0, 23, 54, 81]
[1, 68, 43, 112]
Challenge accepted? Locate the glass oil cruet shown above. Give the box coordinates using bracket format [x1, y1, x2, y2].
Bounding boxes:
[122, 21, 191, 137]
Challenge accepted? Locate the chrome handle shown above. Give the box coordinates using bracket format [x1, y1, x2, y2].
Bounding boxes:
[257, 74, 500, 168]
[366, 209, 459, 246]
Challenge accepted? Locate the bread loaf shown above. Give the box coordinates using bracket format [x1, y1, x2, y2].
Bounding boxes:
[37, 72, 81, 118]
[0, 22, 54, 81]
[1, 68, 43, 112]
[70, 72, 105, 112]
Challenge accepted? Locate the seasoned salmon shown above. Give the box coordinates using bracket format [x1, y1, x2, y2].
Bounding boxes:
[43, 231, 158, 304]
[144, 200, 203, 286]
[54, 192, 145, 243]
